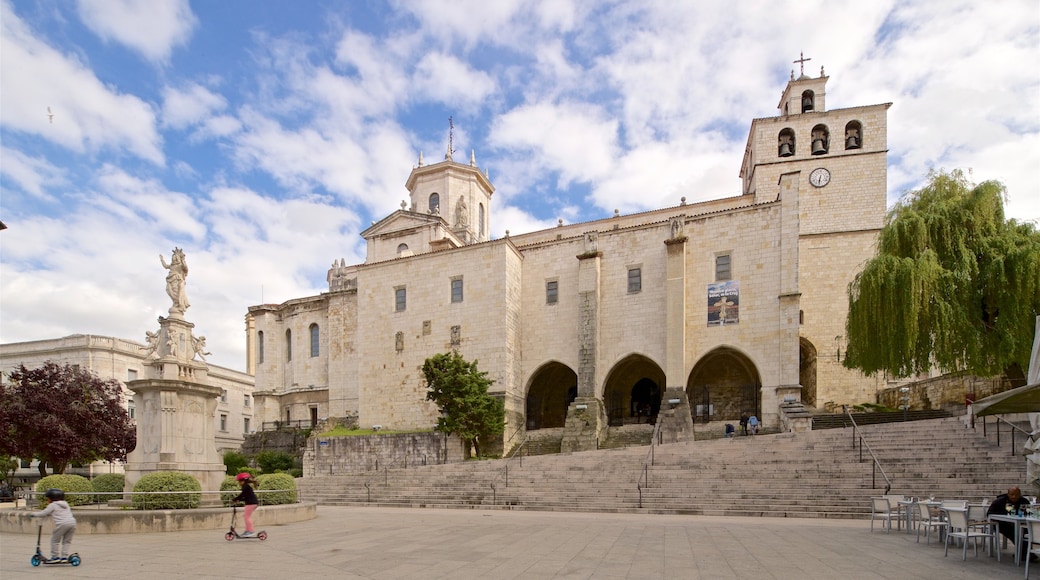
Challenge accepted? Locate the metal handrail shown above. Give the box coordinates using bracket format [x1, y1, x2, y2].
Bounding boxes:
[980, 415, 1032, 455]
[15, 489, 295, 510]
[844, 407, 893, 495]
[636, 420, 663, 508]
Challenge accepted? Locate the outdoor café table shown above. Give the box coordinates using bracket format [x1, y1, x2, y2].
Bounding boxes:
[897, 499, 915, 533]
[989, 513, 1035, 565]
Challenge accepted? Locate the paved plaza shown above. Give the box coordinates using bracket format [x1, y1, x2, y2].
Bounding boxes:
[0, 506, 1026, 579]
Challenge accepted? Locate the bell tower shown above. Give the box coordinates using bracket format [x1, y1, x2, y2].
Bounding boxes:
[405, 147, 494, 245]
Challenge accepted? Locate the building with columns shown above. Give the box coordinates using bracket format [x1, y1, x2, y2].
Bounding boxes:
[246, 67, 890, 452]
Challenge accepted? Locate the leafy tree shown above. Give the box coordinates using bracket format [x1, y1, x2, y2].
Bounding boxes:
[0, 362, 136, 475]
[424, 351, 505, 458]
[256, 450, 294, 473]
[223, 450, 250, 475]
[845, 169, 1040, 380]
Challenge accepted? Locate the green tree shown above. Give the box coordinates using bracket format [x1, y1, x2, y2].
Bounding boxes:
[844, 169, 1040, 380]
[424, 351, 505, 457]
[0, 362, 136, 475]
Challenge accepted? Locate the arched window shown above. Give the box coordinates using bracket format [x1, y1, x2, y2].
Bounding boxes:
[257, 331, 264, 364]
[778, 128, 795, 157]
[429, 193, 440, 214]
[478, 203, 485, 238]
[309, 323, 319, 357]
[844, 121, 863, 150]
[397, 243, 409, 257]
[801, 90, 815, 113]
[811, 124, 830, 155]
[285, 329, 292, 362]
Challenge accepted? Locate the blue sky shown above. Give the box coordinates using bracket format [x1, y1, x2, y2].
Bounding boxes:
[2, 0, 1038, 372]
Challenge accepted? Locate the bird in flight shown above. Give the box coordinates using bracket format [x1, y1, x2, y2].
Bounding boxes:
[47, 107, 54, 124]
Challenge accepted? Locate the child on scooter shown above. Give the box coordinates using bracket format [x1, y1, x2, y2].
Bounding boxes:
[32, 488, 77, 563]
[232, 473, 259, 536]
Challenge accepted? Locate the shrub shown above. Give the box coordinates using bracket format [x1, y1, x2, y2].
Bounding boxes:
[131, 471, 201, 509]
[91, 473, 125, 503]
[219, 475, 240, 506]
[256, 450, 295, 473]
[223, 450, 250, 475]
[35, 475, 92, 507]
[257, 473, 297, 505]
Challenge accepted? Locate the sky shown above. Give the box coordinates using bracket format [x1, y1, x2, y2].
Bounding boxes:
[1, 0, 1038, 373]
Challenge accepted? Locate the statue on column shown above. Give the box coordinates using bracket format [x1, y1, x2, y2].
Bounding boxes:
[160, 248, 190, 313]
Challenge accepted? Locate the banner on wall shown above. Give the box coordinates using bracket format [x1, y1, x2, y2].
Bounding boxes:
[707, 280, 740, 326]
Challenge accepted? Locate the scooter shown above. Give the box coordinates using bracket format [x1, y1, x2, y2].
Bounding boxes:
[224, 505, 267, 541]
[30, 524, 81, 566]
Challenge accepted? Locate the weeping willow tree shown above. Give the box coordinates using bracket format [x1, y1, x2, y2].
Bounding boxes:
[844, 169, 1040, 381]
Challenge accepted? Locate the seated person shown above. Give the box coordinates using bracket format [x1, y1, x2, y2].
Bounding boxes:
[724, 423, 735, 438]
[988, 486, 1033, 560]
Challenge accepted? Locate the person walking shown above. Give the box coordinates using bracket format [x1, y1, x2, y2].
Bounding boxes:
[748, 415, 760, 435]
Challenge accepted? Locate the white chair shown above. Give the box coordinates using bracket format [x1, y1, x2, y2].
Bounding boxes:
[870, 497, 895, 533]
[883, 495, 907, 531]
[917, 501, 948, 544]
[1025, 519, 1040, 578]
[944, 508, 997, 561]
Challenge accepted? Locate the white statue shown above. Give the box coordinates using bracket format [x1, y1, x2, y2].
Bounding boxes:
[143, 330, 161, 359]
[160, 248, 190, 312]
[191, 335, 211, 362]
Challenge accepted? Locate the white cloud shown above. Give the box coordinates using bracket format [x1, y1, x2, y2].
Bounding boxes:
[75, 0, 197, 63]
[161, 84, 227, 130]
[412, 53, 496, 107]
[491, 101, 619, 188]
[0, 147, 66, 200]
[0, 2, 164, 164]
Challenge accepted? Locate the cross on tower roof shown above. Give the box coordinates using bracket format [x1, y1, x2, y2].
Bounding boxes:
[794, 52, 812, 77]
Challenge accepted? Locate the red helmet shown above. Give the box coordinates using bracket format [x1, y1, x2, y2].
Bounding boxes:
[235, 472, 251, 481]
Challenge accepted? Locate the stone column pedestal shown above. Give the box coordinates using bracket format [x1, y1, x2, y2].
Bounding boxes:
[657, 388, 695, 443]
[561, 397, 608, 452]
[124, 379, 226, 506]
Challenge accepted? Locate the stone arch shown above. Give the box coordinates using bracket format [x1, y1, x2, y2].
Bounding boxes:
[602, 354, 665, 427]
[844, 120, 863, 150]
[801, 89, 815, 113]
[525, 361, 577, 430]
[811, 124, 830, 155]
[686, 347, 761, 423]
[799, 337, 818, 407]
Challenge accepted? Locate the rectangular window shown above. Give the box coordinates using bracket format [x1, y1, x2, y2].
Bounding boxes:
[220, 414, 227, 431]
[546, 280, 558, 304]
[395, 287, 407, 312]
[243, 418, 251, 434]
[127, 369, 138, 381]
[244, 395, 251, 407]
[716, 254, 732, 281]
[128, 396, 136, 420]
[627, 267, 642, 293]
[220, 389, 228, 403]
[451, 278, 463, 303]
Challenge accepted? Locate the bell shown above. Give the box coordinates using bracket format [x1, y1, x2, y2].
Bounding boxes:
[802, 96, 813, 112]
[846, 134, 860, 149]
[778, 142, 793, 157]
[812, 139, 827, 155]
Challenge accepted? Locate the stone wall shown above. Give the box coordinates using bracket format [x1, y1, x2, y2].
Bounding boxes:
[303, 432, 466, 476]
[876, 373, 1013, 411]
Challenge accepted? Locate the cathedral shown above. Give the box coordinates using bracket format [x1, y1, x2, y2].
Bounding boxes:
[245, 66, 891, 452]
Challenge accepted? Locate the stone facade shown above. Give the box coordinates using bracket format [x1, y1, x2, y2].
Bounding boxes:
[246, 70, 891, 453]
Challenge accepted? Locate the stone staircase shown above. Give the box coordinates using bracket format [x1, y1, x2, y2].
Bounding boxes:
[296, 417, 1026, 519]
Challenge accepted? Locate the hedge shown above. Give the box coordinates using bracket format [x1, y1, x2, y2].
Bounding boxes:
[131, 471, 201, 509]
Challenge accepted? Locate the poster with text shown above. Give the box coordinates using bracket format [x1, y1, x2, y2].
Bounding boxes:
[707, 280, 740, 326]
